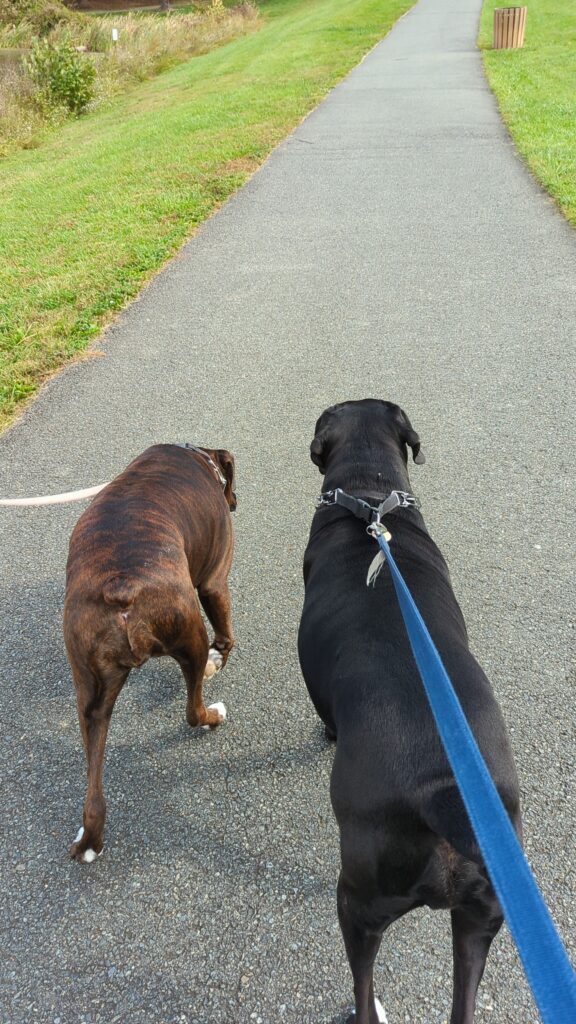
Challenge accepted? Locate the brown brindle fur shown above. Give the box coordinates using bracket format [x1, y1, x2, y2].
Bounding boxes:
[64, 443, 237, 862]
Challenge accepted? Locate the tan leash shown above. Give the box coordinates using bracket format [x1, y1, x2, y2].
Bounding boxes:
[0, 443, 224, 508]
[0, 483, 108, 507]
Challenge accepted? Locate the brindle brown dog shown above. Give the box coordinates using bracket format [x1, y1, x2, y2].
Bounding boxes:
[64, 443, 237, 863]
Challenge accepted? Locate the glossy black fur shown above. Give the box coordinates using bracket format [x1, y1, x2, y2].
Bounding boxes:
[298, 400, 521, 1024]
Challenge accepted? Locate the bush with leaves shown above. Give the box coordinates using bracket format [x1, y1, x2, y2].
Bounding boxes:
[25, 39, 95, 114]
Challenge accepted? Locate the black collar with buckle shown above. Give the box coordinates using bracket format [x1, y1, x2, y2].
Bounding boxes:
[175, 443, 227, 489]
[315, 488, 421, 529]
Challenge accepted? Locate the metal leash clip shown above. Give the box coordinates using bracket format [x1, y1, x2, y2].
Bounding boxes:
[366, 520, 392, 543]
[314, 490, 335, 508]
[376, 490, 421, 517]
[395, 490, 421, 509]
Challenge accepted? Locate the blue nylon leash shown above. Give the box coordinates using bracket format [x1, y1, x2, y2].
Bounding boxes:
[373, 530, 576, 1024]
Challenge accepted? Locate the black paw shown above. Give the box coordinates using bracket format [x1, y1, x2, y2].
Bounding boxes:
[324, 724, 337, 742]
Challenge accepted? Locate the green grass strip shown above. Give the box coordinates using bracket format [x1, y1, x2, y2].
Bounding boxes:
[480, 0, 576, 227]
[0, 0, 411, 431]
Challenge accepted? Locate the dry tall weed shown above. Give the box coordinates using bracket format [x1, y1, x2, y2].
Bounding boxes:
[0, 2, 259, 154]
[76, 4, 258, 83]
[0, 58, 67, 155]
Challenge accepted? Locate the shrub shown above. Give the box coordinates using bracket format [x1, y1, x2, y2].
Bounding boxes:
[25, 39, 95, 113]
[0, 0, 79, 35]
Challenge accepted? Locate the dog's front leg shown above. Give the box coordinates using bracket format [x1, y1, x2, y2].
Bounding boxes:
[175, 618, 226, 729]
[198, 579, 234, 670]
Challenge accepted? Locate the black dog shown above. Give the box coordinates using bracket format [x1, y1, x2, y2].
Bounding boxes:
[298, 400, 521, 1024]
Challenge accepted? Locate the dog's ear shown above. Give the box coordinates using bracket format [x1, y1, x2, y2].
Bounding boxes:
[398, 411, 426, 465]
[404, 428, 425, 465]
[311, 405, 340, 473]
[310, 431, 328, 474]
[215, 450, 237, 510]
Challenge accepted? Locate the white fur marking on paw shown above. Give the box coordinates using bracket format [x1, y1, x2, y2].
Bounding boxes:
[350, 1000, 387, 1024]
[81, 848, 99, 864]
[374, 998, 388, 1023]
[208, 701, 226, 720]
[203, 648, 223, 679]
[209, 648, 223, 669]
[201, 701, 227, 730]
[74, 826, 85, 844]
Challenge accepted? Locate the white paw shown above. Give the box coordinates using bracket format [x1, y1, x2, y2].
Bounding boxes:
[203, 648, 223, 679]
[374, 998, 388, 1023]
[351, 1000, 387, 1024]
[72, 826, 102, 863]
[201, 701, 227, 730]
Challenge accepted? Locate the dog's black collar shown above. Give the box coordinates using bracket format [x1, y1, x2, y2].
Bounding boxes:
[315, 488, 420, 526]
[174, 443, 227, 488]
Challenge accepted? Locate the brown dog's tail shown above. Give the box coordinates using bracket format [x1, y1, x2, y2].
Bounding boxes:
[102, 573, 140, 608]
[102, 574, 158, 663]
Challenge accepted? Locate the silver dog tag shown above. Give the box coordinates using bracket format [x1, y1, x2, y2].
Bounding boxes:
[366, 550, 386, 587]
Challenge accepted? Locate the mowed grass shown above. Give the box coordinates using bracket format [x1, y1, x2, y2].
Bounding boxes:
[0, 0, 412, 431]
[480, 0, 576, 225]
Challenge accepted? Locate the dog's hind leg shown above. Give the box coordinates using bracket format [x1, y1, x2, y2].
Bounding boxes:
[337, 877, 391, 1024]
[69, 660, 129, 863]
[449, 905, 503, 1024]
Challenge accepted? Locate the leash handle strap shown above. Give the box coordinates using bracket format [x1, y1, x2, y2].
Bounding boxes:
[374, 532, 576, 1024]
[0, 483, 108, 507]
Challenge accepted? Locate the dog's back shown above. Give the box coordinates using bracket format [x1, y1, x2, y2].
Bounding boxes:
[65, 444, 227, 595]
[301, 511, 520, 870]
[65, 444, 229, 666]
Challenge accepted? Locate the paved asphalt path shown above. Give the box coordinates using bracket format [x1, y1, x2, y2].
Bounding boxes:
[1, 0, 574, 1021]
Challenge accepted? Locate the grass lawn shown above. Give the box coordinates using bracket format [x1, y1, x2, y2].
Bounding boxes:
[0, 0, 412, 432]
[480, 0, 576, 226]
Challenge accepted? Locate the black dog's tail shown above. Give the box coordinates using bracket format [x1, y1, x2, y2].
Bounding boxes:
[423, 787, 483, 865]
